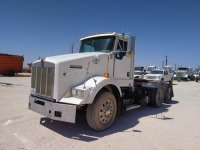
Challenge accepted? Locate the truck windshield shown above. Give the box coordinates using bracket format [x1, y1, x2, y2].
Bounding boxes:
[79, 36, 115, 53]
[135, 67, 144, 71]
[151, 70, 163, 74]
[178, 68, 187, 71]
[134, 71, 144, 75]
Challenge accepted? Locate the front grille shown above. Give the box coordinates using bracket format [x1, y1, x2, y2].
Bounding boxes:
[176, 72, 183, 77]
[31, 67, 55, 99]
[146, 76, 156, 79]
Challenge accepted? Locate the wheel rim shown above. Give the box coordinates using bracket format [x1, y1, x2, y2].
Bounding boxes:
[98, 99, 114, 124]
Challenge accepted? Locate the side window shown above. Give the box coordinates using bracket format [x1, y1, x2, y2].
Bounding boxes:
[115, 40, 127, 59]
[116, 40, 127, 51]
[164, 71, 168, 75]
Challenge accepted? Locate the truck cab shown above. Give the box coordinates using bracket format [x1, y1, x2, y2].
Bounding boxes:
[163, 65, 174, 74]
[29, 32, 173, 131]
[135, 66, 145, 72]
[176, 67, 194, 81]
[147, 65, 156, 73]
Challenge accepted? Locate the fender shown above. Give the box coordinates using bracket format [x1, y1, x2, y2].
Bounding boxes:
[84, 76, 122, 104]
[71, 76, 122, 105]
[62, 76, 121, 106]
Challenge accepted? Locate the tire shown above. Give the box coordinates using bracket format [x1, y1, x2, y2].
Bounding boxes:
[191, 76, 195, 81]
[86, 91, 117, 131]
[151, 88, 164, 108]
[8, 71, 15, 77]
[3, 71, 15, 77]
[170, 78, 173, 84]
[164, 85, 172, 104]
[196, 78, 199, 82]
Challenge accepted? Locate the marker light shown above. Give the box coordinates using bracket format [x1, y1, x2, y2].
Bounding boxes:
[104, 72, 109, 78]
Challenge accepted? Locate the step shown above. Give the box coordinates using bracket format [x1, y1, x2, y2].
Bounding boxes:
[125, 104, 140, 111]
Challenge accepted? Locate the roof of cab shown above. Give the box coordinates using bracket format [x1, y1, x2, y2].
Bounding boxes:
[80, 32, 130, 41]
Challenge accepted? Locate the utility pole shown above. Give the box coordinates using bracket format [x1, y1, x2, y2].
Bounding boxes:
[165, 56, 168, 66]
[175, 64, 176, 71]
[162, 61, 164, 68]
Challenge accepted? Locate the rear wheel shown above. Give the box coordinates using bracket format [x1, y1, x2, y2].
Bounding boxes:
[3, 71, 15, 76]
[151, 88, 164, 108]
[169, 78, 173, 84]
[86, 91, 117, 131]
[8, 71, 15, 76]
[164, 85, 172, 104]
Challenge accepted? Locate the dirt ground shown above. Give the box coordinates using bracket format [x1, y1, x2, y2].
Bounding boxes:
[0, 74, 200, 150]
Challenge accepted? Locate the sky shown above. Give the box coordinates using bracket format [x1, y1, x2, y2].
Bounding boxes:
[0, 0, 200, 69]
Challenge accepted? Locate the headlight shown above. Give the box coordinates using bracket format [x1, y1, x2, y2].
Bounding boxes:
[72, 89, 76, 96]
[77, 90, 83, 97]
[72, 89, 84, 98]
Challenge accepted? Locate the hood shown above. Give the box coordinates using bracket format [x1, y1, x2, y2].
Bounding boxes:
[44, 52, 109, 101]
[45, 52, 106, 64]
[177, 70, 187, 72]
[146, 74, 163, 77]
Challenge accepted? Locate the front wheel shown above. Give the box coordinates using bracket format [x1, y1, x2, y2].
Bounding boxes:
[86, 91, 117, 131]
[196, 78, 199, 82]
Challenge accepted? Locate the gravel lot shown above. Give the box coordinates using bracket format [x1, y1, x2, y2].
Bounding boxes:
[0, 74, 200, 150]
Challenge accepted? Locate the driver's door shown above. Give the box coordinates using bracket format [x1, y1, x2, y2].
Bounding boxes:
[114, 39, 133, 86]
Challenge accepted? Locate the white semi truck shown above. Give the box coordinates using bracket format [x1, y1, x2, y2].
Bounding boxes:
[176, 67, 194, 81]
[29, 32, 173, 131]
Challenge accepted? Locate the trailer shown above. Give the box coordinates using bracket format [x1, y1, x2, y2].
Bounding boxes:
[28, 32, 174, 131]
[0, 54, 24, 76]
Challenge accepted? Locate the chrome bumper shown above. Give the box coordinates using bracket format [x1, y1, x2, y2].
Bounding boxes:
[29, 95, 76, 123]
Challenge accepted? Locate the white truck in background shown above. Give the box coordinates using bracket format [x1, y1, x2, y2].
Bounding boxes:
[176, 67, 195, 81]
[134, 66, 147, 79]
[163, 65, 174, 80]
[147, 65, 156, 73]
[144, 69, 173, 83]
[195, 70, 200, 82]
[28, 32, 173, 131]
[163, 65, 173, 74]
[135, 66, 145, 72]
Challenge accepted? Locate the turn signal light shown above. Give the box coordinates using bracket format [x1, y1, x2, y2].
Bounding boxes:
[104, 72, 109, 78]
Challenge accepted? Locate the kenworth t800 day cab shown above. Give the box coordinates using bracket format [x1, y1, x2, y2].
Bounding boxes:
[29, 32, 173, 131]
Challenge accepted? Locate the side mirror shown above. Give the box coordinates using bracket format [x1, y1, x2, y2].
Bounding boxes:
[70, 41, 81, 53]
[127, 36, 135, 52]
